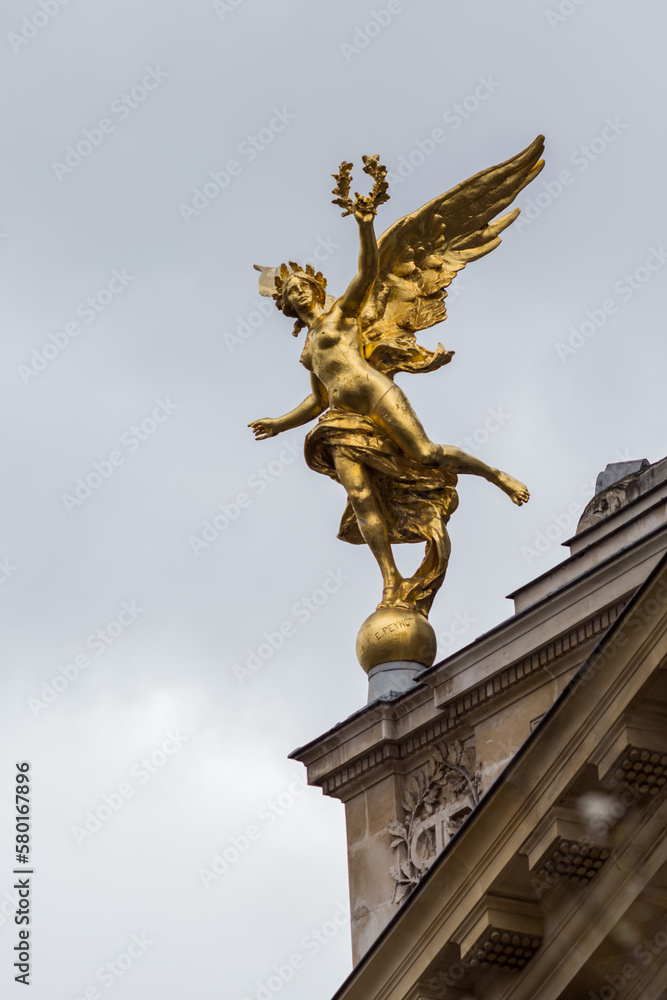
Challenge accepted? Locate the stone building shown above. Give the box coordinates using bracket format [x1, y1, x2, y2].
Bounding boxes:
[290, 456, 667, 1000]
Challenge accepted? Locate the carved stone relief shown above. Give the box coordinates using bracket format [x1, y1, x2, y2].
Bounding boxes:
[576, 471, 643, 534]
[388, 740, 481, 903]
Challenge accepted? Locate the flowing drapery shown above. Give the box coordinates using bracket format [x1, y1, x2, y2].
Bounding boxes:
[304, 409, 458, 614]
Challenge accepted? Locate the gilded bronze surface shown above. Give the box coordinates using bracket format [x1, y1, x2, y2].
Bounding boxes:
[356, 607, 437, 672]
[250, 138, 544, 661]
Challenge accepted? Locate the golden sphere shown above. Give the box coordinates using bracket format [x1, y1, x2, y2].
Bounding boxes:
[356, 607, 437, 673]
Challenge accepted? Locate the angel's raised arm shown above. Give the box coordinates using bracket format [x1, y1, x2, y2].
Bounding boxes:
[337, 208, 379, 318]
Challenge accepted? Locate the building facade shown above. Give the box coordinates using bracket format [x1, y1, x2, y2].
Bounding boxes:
[291, 456, 667, 1000]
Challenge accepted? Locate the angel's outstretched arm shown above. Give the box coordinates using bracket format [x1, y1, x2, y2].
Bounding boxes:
[249, 375, 329, 439]
[337, 208, 379, 318]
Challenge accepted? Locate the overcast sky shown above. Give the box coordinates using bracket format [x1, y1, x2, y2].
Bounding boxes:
[1, 1, 667, 998]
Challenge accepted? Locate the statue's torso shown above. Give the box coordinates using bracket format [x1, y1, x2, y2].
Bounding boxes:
[300, 304, 392, 415]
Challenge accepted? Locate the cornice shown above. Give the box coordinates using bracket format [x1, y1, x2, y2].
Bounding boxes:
[292, 517, 667, 776]
[316, 596, 628, 798]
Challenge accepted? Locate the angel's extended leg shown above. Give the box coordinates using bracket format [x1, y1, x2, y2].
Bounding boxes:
[333, 451, 403, 603]
[372, 386, 529, 506]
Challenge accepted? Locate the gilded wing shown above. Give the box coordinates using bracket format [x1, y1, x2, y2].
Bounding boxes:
[361, 135, 545, 376]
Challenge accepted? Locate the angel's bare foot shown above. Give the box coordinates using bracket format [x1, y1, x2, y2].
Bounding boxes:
[496, 471, 530, 506]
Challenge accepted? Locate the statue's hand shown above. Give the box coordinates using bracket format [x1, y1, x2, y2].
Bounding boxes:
[353, 199, 376, 225]
[249, 418, 280, 440]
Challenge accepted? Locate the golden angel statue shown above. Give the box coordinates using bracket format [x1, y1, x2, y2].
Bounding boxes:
[250, 137, 544, 664]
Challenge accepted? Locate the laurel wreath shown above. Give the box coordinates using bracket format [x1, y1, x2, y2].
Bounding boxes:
[331, 154, 390, 218]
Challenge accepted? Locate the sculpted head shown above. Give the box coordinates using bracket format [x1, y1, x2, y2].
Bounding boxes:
[283, 275, 322, 314]
[273, 262, 327, 335]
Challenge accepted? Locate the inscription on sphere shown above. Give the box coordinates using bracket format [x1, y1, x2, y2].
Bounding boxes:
[374, 619, 413, 641]
[357, 608, 436, 672]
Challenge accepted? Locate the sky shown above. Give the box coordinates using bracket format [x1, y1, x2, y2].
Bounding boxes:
[1, 1, 667, 998]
